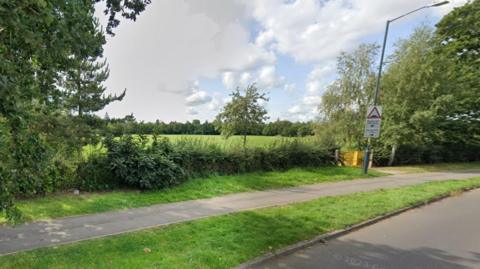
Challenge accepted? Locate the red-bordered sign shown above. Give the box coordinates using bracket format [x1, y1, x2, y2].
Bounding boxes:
[367, 106, 382, 119]
[364, 106, 382, 138]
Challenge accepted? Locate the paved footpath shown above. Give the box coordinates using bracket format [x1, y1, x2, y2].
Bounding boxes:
[253, 187, 480, 269]
[1, 170, 480, 256]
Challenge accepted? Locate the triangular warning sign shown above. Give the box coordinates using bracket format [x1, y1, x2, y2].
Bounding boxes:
[367, 107, 381, 119]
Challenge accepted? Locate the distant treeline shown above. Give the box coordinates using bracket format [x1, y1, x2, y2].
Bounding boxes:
[104, 114, 314, 137]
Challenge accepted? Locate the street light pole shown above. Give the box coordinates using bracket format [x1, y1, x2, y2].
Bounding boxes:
[362, 1, 449, 174]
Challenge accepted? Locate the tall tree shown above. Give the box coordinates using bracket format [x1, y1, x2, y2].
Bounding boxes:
[0, 0, 150, 223]
[433, 0, 480, 150]
[319, 43, 378, 149]
[380, 26, 439, 164]
[215, 84, 269, 148]
[378, 0, 479, 165]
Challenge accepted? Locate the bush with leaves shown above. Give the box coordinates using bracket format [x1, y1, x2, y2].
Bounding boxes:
[170, 137, 335, 176]
[76, 135, 336, 191]
[104, 135, 186, 190]
[76, 153, 116, 191]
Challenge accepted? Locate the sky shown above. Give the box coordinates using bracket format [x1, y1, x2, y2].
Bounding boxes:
[95, 0, 468, 123]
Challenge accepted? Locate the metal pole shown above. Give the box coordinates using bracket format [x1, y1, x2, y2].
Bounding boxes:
[361, 2, 449, 174]
[363, 20, 390, 174]
[374, 20, 390, 106]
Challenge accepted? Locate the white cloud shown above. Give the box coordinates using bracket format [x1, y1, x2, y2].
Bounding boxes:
[247, 0, 460, 64]
[288, 105, 305, 115]
[97, 0, 466, 122]
[257, 98, 267, 106]
[98, 0, 273, 121]
[255, 29, 275, 48]
[303, 95, 322, 106]
[184, 81, 212, 107]
[257, 65, 285, 90]
[239, 72, 253, 88]
[186, 90, 212, 106]
[186, 107, 199, 115]
[221, 64, 285, 91]
[305, 64, 335, 94]
[207, 93, 225, 111]
[287, 105, 318, 121]
[222, 72, 237, 90]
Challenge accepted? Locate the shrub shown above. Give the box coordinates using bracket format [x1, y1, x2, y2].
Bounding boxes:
[171, 138, 335, 176]
[76, 153, 116, 191]
[104, 135, 186, 190]
[76, 135, 336, 191]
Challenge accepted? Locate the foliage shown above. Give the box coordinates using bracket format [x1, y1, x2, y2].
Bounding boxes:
[316, 2, 479, 165]
[99, 0, 152, 35]
[76, 135, 336, 191]
[433, 0, 480, 151]
[76, 153, 116, 191]
[319, 44, 379, 149]
[2, 179, 479, 268]
[262, 120, 313, 137]
[62, 59, 125, 117]
[103, 116, 313, 137]
[375, 17, 480, 165]
[104, 136, 186, 190]
[0, 0, 150, 221]
[215, 84, 269, 148]
[172, 139, 335, 177]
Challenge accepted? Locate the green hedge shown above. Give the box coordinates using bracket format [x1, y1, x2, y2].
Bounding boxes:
[77, 135, 336, 191]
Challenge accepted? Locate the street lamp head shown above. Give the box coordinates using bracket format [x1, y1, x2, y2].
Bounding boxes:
[431, 1, 449, 7]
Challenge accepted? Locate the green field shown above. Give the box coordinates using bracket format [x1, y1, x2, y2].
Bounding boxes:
[82, 135, 313, 157]
[2, 178, 479, 269]
[157, 134, 307, 147]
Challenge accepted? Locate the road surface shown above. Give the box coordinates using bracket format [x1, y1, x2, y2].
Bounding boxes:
[253, 188, 480, 269]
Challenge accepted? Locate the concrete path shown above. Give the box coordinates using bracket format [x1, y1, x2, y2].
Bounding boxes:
[1, 170, 479, 256]
[253, 188, 480, 269]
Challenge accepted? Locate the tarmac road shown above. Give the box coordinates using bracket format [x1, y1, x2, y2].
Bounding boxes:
[253, 188, 480, 269]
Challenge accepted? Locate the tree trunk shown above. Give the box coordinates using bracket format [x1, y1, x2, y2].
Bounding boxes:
[243, 134, 247, 150]
[388, 144, 397, 166]
[77, 66, 83, 117]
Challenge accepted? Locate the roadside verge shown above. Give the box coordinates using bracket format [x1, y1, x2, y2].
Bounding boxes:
[235, 186, 478, 269]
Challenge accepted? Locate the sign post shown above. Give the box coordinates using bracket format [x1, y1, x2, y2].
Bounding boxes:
[363, 106, 382, 173]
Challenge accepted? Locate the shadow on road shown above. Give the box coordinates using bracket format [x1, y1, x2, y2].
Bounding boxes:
[262, 239, 480, 269]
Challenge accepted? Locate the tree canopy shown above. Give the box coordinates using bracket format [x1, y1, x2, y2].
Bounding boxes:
[316, 1, 480, 165]
[0, 0, 151, 223]
[215, 85, 269, 148]
[320, 43, 378, 149]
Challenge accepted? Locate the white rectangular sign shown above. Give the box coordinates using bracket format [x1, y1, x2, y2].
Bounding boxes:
[364, 106, 382, 138]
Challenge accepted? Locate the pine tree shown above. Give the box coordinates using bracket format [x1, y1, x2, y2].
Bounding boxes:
[63, 58, 126, 117]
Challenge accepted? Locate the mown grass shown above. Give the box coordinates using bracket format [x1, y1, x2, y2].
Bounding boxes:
[2, 178, 480, 269]
[373, 161, 480, 174]
[0, 167, 383, 223]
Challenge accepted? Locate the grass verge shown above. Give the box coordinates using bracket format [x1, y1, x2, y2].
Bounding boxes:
[373, 161, 480, 174]
[1, 167, 383, 223]
[1, 178, 479, 268]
